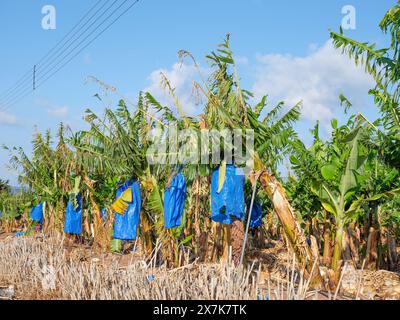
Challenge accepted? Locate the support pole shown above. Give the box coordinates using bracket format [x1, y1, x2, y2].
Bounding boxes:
[240, 175, 258, 265]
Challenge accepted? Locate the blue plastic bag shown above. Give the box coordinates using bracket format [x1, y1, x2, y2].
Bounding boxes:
[64, 194, 83, 235]
[113, 180, 141, 241]
[211, 164, 245, 225]
[164, 173, 187, 229]
[100, 208, 107, 221]
[247, 200, 263, 228]
[30, 202, 43, 224]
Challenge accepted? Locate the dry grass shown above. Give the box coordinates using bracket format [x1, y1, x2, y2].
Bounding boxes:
[0, 236, 260, 300]
[2, 235, 388, 300]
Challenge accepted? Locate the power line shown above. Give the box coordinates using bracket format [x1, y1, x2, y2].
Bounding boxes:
[36, 0, 107, 68]
[0, 0, 119, 109]
[0, 0, 106, 107]
[37, 0, 140, 88]
[35, 0, 116, 75]
[0, 0, 129, 109]
[0, 0, 137, 110]
[34, 0, 123, 84]
[0, 71, 32, 106]
[0, 0, 140, 113]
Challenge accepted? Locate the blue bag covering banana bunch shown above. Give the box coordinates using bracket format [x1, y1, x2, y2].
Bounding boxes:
[211, 164, 245, 225]
[64, 194, 82, 235]
[164, 173, 187, 229]
[113, 180, 141, 241]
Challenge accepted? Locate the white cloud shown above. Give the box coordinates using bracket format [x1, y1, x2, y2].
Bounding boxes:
[47, 106, 69, 118]
[252, 40, 375, 123]
[143, 40, 374, 128]
[144, 63, 209, 116]
[0, 110, 17, 125]
[235, 56, 249, 65]
[35, 98, 69, 118]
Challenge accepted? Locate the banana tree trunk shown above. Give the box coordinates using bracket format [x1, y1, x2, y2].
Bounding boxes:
[342, 229, 352, 262]
[259, 170, 324, 289]
[140, 211, 155, 255]
[322, 232, 332, 266]
[366, 227, 379, 270]
[222, 224, 232, 263]
[322, 219, 332, 266]
[347, 224, 360, 266]
[310, 235, 320, 260]
[231, 219, 244, 266]
[387, 232, 398, 271]
[89, 193, 110, 253]
[331, 222, 344, 284]
[267, 210, 275, 237]
[365, 204, 380, 270]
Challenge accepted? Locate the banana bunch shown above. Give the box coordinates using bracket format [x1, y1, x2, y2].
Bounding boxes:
[112, 188, 133, 215]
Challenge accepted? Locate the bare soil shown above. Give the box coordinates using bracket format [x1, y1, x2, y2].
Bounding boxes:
[1, 232, 400, 300]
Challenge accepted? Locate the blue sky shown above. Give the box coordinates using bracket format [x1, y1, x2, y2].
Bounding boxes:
[0, 0, 395, 184]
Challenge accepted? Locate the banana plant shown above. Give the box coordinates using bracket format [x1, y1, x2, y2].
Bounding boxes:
[184, 35, 323, 285]
[314, 127, 366, 275]
[291, 119, 368, 274]
[331, 1, 400, 169]
[291, 117, 399, 280]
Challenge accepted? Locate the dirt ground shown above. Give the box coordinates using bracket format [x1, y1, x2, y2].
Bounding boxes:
[1, 232, 400, 300]
[247, 239, 400, 300]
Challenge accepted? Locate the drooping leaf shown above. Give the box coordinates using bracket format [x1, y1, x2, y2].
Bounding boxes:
[321, 201, 337, 215]
[147, 175, 164, 215]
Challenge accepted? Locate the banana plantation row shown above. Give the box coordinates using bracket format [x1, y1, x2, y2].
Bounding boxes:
[1, 3, 399, 290]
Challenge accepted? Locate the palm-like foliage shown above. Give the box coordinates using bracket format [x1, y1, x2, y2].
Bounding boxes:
[4, 124, 74, 203]
[76, 99, 147, 181]
[0, 179, 10, 193]
[330, 1, 400, 168]
[290, 109, 400, 275]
